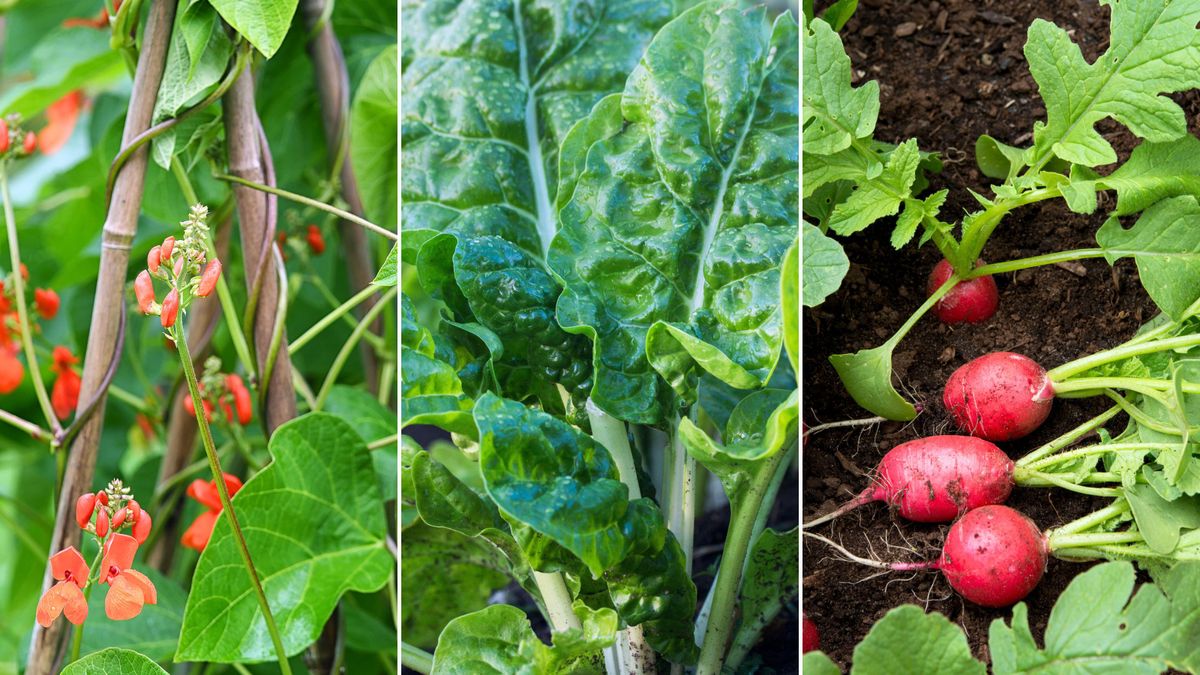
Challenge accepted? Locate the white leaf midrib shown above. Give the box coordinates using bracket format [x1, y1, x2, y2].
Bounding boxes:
[514, 0, 556, 257]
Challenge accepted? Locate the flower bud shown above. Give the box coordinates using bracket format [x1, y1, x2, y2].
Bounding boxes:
[197, 259, 221, 297]
[161, 288, 179, 328]
[112, 507, 127, 529]
[128, 499, 141, 523]
[34, 288, 59, 320]
[134, 271, 155, 314]
[75, 493, 96, 529]
[0, 119, 8, 153]
[96, 510, 109, 537]
[132, 510, 152, 544]
[21, 131, 35, 155]
[147, 246, 161, 274]
[160, 236, 174, 262]
[97, 491, 109, 506]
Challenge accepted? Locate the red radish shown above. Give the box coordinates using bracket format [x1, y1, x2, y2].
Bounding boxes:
[804, 435, 1014, 527]
[927, 259, 999, 324]
[937, 505, 1047, 607]
[944, 352, 1054, 441]
[802, 614, 819, 653]
[806, 505, 1048, 607]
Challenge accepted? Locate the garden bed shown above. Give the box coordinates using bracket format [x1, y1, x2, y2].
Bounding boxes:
[802, 0, 1200, 664]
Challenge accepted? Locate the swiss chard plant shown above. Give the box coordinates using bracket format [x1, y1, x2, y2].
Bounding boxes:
[401, 1, 799, 673]
[803, 1, 1200, 421]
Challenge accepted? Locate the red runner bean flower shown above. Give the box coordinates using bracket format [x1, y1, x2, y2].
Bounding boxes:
[182, 473, 243, 551]
[35, 547, 89, 627]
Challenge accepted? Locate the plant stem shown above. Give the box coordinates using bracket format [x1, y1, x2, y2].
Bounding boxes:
[1022, 442, 1168, 471]
[290, 284, 379, 354]
[1049, 530, 1147, 551]
[174, 320, 292, 675]
[532, 570, 582, 633]
[1012, 469, 1121, 496]
[0, 408, 50, 441]
[304, 272, 388, 352]
[314, 286, 397, 409]
[969, 249, 1107, 277]
[696, 448, 793, 675]
[1016, 406, 1120, 466]
[1048, 334, 1200, 381]
[0, 169, 61, 434]
[67, 585, 91, 662]
[213, 173, 396, 241]
[667, 425, 695, 574]
[954, 187, 1058, 272]
[401, 642, 434, 674]
[1050, 499, 1130, 537]
[1050, 377, 1177, 399]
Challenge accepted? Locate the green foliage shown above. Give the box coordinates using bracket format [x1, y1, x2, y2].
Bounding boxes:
[81, 569, 187, 661]
[802, 223, 848, 308]
[176, 414, 391, 662]
[61, 648, 169, 675]
[554, 3, 797, 424]
[430, 604, 617, 674]
[351, 46, 398, 232]
[209, 0, 300, 58]
[819, 562, 1200, 673]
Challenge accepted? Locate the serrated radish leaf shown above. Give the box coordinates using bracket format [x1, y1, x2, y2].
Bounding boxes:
[802, 17, 879, 157]
[176, 413, 390, 662]
[855, 606, 984, 675]
[1025, 0, 1200, 168]
[552, 3, 797, 424]
[1096, 196, 1200, 321]
[990, 561, 1200, 674]
[1063, 137, 1200, 216]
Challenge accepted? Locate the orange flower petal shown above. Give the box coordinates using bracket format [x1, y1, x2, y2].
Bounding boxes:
[187, 478, 221, 511]
[37, 91, 83, 155]
[49, 547, 88, 588]
[100, 533, 138, 583]
[104, 573, 145, 621]
[36, 582, 69, 627]
[121, 569, 157, 605]
[181, 510, 218, 551]
[62, 583, 88, 625]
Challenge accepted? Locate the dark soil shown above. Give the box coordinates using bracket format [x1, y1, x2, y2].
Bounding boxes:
[804, 0, 1200, 667]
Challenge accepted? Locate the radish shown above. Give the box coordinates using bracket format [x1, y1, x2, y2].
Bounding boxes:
[804, 435, 1014, 527]
[944, 352, 1054, 441]
[805, 505, 1048, 607]
[937, 505, 1048, 607]
[802, 614, 819, 653]
[927, 259, 998, 324]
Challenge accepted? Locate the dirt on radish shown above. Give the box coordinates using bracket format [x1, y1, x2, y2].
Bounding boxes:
[801, 0, 1194, 665]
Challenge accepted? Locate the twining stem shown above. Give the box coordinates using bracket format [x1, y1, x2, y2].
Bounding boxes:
[173, 320, 292, 675]
[1016, 406, 1120, 467]
[532, 570, 582, 633]
[401, 642, 434, 674]
[0, 169, 62, 435]
[696, 446, 794, 675]
[290, 284, 380, 354]
[1048, 334, 1200, 381]
[0, 408, 50, 441]
[314, 286, 397, 409]
[303, 272, 388, 352]
[213, 174, 396, 241]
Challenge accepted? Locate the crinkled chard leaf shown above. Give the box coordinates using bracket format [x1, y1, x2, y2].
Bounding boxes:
[473, 393, 665, 577]
[176, 414, 391, 662]
[400, 0, 685, 262]
[1025, 0, 1200, 168]
[604, 534, 699, 665]
[401, 294, 479, 435]
[552, 3, 798, 425]
[417, 232, 594, 420]
[431, 603, 617, 675]
[402, 521, 512, 650]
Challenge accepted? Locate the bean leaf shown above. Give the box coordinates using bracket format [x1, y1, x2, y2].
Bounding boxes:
[62, 648, 168, 675]
[176, 413, 391, 662]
